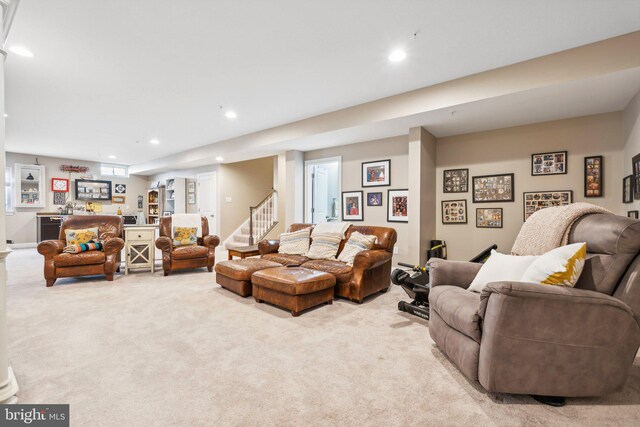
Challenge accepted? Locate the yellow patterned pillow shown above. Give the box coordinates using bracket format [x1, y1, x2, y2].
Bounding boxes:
[520, 243, 587, 287]
[173, 227, 197, 247]
[65, 227, 99, 245]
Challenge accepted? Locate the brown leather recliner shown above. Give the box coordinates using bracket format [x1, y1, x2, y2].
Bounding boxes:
[155, 216, 220, 276]
[37, 215, 125, 287]
[258, 223, 397, 303]
[428, 213, 640, 400]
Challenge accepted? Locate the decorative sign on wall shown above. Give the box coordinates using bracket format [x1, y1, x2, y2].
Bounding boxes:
[138, 195, 143, 209]
[53, 192, 66, 205]
[114, 183, 127, 194]
[51, 178, 69, 192]
[60, 165, 90, 173]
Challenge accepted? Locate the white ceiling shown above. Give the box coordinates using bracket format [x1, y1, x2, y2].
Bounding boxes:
[5, 0, 640, 167]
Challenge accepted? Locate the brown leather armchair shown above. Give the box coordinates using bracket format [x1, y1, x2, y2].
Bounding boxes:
[155, 216, 220, 276]
[37, 215, 125, 287]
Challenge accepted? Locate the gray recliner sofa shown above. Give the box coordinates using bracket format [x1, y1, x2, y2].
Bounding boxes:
[428, 213, 640, 399]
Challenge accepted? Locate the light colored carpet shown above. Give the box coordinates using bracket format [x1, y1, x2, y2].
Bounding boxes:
[5, 248, 640, 426]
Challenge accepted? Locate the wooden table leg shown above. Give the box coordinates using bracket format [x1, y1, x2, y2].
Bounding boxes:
[228, 252, 233, 260]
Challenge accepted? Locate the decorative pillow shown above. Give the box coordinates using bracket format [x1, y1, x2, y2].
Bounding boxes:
[337, 232, 377, 266]
[173, 227, 197, 247]
[520, 243, 587, 287]
[467, 250, 538, 293]
[63, 241, 103, 254]
[278, 228, 311, 255]
[305, 232, 343, 260]
[65, 228, 99, 245]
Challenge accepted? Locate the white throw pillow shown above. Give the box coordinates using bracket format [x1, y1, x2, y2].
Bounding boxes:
[278, 228, 311, 255]
[467, 250, 538, 293]
[306, 232, 343, 260]
[337, 232, 377, 266]
[520, 242, 587, 287]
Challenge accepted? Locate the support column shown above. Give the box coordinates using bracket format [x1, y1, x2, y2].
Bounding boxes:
[0, 0, 19, 404]
[407, 127, 437, 266]
[275, 151, 304, 231]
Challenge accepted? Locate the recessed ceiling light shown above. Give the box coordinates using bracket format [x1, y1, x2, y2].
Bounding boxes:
[388, 49, 407, 62]
[215, 156, 224, 162]
[224, 111, 237, 119]
[150, 138, 160, 144]
[9, 46, 34, 58]
[108, 155, 117, 159]
[3, 114, 7, 118]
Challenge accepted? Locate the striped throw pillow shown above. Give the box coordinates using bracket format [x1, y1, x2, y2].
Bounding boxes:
[306, 232, 343, 260]
[337, 232, 377, 266]
[278, 228, 311, 255]
[63, 241, 103, 254]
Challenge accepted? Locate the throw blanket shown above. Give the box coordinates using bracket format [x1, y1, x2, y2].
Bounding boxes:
[172, 214, 202, 237]
[511, 203, 611, 256]
[311, 221, 351, 239]
[64, 241, 103, 254]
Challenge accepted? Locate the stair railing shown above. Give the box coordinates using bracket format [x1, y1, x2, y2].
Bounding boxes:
[249, 190, 278, 245]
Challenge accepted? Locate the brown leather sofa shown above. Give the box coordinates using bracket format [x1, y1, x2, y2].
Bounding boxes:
[428, 213, 640, 400]
[258, 223, 397, 303]
[155, 216, 220, 276]
[37, 215, 125, 287]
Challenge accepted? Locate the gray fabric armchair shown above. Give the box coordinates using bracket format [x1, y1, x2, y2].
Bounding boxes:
[428, 213, 640, 399]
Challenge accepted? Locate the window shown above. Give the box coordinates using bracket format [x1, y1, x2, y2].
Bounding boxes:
[5, 167, 13, 214]
[100, 163, 128, 177]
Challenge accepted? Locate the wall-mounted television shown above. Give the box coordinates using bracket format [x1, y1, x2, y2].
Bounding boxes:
[75, 179, 112, 201]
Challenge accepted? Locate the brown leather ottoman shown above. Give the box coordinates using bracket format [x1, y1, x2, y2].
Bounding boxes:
[214, 259, 281, 297]
[251, 267, 336, 316]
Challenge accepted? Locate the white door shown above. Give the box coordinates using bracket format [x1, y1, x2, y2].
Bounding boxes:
[197, 172, 217, 235]
[312, 166, 328, 223]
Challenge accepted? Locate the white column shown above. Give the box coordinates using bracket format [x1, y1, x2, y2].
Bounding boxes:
[284, 150, 304, 226]
[0, 0, 19, 404]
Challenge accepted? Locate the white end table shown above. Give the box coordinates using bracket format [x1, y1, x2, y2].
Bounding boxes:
[124, 225, 158, 274]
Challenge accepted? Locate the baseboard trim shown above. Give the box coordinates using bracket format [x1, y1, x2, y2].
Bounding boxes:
[0, 366, 19, 403]
[8, 243, 37, 249]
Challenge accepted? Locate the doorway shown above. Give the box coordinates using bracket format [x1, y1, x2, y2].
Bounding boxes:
[304, 157, 341, 224]
[197, 171, 218, 235]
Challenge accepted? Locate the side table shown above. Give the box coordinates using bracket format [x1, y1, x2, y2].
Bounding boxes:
[124, 225, 157, 274]
[227, 245, 260, 260]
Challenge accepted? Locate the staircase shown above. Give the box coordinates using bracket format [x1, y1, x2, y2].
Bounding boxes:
[224, 190, 278, 249]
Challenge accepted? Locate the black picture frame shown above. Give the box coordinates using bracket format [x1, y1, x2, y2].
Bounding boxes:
[472, 173, 514, 203]
[441, 199, 467, 224]
[623, 174, 634, 204]
[387, 189, 408, 223]
[531, 151, 568, 176]
[342, 191, 364, 221]
[443, 168, 469, 193]
[523, 190, 573, 221]
[584, 155, 603, 198]
[476, 208, 503, 229]
[633, 153, 640, 200]
[75, 179, 112, 201]
[628, 210, 639, 219]
[362, 159, 391, 187]
[366, 192, 383, 206]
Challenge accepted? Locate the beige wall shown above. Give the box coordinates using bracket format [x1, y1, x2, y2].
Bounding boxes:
[623, 89, 640, 215]
[305, 136, 408, 262]
[218, 156, 275, 241]
[437, 112, 625, 260]
[6, 152, 149, 244]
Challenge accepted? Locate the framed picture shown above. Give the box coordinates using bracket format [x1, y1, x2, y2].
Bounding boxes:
[112, 195, 125, 204]
[188, 193, 196, 204]
[138, 195, 143, 209]
[633, 153, 640, 200]
[362, 159, 390, 187]
[51, 178, 69, 193]
[523, 190, 573, 221]
[584, 156, 603, 197]
[387, 189, 408, 222]
[443, 168, 468, 193]
[367, 192, 383, 206]
[472, 173, 514, 203]
[476, 208, 503, 228]
[188, 182, 195, 193]
[53, 192, 66, 205]
[532, 151, 567, 175]
[441, 200, 467, 224]
[342, 191, 363, 221]
[623, 175, 634, 204]
[114, 183, 126, 194]
[628, 210, 639, 219]
[163, 211, 172, 217]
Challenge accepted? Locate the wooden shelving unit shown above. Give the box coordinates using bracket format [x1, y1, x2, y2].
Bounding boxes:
[147, 187, 164, 224]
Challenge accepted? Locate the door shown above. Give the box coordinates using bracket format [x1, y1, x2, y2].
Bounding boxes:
[312, 166, 328, 223]
[197, 172, 217, 235]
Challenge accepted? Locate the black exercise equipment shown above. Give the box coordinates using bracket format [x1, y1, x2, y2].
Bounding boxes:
[392, 243, 497, 320]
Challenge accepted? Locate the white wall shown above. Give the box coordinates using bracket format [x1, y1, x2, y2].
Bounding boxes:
[623, 89, 640, 215]
[6, 152, 149, 244]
